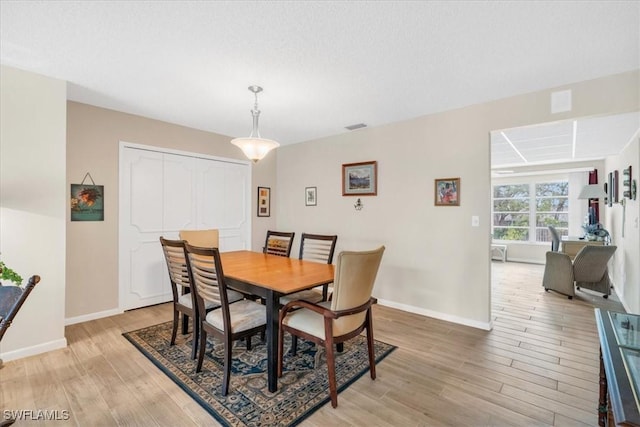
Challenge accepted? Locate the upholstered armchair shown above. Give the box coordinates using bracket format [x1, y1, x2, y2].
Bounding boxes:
[548, 226, 561, 252]
[278, 246, 385, 408]
[543, 245, 617, 299]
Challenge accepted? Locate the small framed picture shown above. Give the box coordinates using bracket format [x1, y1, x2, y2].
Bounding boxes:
[305, 187, 317, 206]
[257, 186, 270, 217]
[434, 178, 460, 206]
[342, 161, 377, 196]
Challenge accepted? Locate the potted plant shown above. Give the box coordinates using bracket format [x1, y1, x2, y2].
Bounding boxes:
[0, 260, 23, 286]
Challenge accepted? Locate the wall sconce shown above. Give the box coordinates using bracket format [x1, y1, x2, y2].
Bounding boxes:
[354, 198, 363, 211]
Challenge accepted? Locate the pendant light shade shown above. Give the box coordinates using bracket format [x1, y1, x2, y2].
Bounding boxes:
[231, 86, 280, 162]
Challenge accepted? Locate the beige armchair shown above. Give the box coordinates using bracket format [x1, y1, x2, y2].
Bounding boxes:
[278, 246, 385, 408]
[543, 245, 617, 299]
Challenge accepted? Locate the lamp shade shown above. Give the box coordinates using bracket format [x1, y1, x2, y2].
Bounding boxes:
[231, 137, 279, 163]
[577, 184, 607, 200]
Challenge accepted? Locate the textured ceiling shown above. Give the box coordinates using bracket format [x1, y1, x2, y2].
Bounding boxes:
[1, 1, 639, 148]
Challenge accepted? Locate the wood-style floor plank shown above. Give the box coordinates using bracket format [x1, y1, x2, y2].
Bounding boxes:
[0, 261, 625, 426]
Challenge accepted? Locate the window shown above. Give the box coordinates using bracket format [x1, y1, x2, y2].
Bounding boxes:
[493, 179, 569, 243]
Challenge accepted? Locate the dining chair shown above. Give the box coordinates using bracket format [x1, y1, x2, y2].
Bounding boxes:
[278, 246, 385, 408]
[184, 243, 267, 396]
[263, 230, 295, 257]
[159, 237, 243, 359]
[179, 229, 219, 248]
[279, 233, 338, 306]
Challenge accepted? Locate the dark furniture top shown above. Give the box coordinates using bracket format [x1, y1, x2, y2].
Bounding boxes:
[594, 308, 640, 426]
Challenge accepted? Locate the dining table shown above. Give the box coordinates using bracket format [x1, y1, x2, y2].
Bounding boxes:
[219, 250, 335, 392]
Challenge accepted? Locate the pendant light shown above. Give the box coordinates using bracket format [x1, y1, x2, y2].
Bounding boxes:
[231, 85, 279, 162]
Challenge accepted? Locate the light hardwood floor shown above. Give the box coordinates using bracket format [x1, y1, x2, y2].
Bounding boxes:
[0, 261, 625, 426]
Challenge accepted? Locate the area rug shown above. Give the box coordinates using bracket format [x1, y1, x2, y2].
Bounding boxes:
[123, 321, 396, 426]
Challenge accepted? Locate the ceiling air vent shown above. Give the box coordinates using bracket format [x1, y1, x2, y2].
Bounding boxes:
[345, 123, 367, 131]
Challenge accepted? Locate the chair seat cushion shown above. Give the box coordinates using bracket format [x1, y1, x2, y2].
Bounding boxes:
[282, 301, 333, 339]
[178, 289, 244, 310]
[205, 300, 266, 333]
[279, 289, 324, 305]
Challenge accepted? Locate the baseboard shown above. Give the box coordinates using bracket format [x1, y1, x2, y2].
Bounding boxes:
[502, 257, 545, 265]
[0, 337, 67, 362]
[65, 308, 123, 326]
[377, 298, 493, 331]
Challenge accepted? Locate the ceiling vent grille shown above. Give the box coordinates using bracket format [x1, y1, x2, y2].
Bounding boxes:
[345, 123, 367, 131]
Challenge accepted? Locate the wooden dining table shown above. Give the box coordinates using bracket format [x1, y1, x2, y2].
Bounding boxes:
[219, 250, 335, 392]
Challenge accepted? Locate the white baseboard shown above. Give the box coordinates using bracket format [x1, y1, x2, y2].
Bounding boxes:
[377, 298, 493, 331]
[0, 337, 67, 362]
[501, 257, 545, 265]
[65, 308, 123, 326]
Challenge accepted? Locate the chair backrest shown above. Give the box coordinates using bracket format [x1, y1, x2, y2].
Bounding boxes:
[179, 229, 219, 248]
[160, 237, 191, 304]
[0, 275, 40, 341]
[331, 246, 385, 334]
[299, 233, 338, 264]
[573, 245, 617, 282]
[183, 243, 232, 331]
[264, 231, 295, 257]
[548, 226, 561, 252]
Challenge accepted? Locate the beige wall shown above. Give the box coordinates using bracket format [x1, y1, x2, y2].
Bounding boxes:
[277, 70, 640, 327]
[0, 66, 67, 360]
[605, 136, 640, 313]
[66, 102, 277, 320]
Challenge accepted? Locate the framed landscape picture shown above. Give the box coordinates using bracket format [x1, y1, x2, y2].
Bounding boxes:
[342, 161, 377, 196]
[434, 177, 460, 206]
[257, 186, 270, 217]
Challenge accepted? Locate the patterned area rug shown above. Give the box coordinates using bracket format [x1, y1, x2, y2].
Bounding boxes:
[123, 321, 396, 426]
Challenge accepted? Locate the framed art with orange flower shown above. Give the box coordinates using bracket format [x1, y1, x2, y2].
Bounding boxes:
[257, 186, 271, 217]
[434, 177, 460, 206]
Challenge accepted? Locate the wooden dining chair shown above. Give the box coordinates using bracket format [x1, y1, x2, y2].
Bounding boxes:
[184, 243, 267, 395]
[279, 233, 338, 306]
[278, 246, 385, 408]
[263, 230, 295, 257]
[159, 237, 243, 359]
[179, 229, 219, 248]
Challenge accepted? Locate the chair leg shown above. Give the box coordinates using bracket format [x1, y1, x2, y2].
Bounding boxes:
[171, 309, 179, 345]
[191, 316, 199, 360]
[222, 335, 232, 396]
[196, 328, 207, 373]
[325, 339, 338, 408]
[246, 336, 252, 350]
[291, 335, 298, 355]
[366, 310, 377, 380]
[336, 342, 344, 353]
[181, 313, 189, 335]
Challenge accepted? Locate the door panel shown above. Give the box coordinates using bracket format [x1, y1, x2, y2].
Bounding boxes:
[120, 145, 250, 310]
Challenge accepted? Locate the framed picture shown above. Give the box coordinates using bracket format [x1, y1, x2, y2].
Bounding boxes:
[342, 161, 377, 196]
[434, 177, 460, 206]
[257, 186, 270, 217]
[70, 183, 104, 221]
[305, 187, 317, 206]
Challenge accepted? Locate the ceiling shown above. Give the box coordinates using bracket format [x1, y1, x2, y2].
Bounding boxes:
[491, 111, 640, 169]
[1, 1, 639, 147]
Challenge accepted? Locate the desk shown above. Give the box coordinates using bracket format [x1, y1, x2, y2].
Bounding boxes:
[594, 309, 640, 426]
[561, 237, 604, 259]
[220, 250, 334, 392]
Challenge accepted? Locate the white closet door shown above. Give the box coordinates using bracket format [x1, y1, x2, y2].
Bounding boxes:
[119, 144, 250, 311]
[197, 158, 249, 251]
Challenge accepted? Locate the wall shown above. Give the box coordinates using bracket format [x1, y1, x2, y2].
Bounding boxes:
[277, 70, 640, 328]
[0, 66, 67, 360]
[605, 136, 640, 313]
[66, 102, 277, 322]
